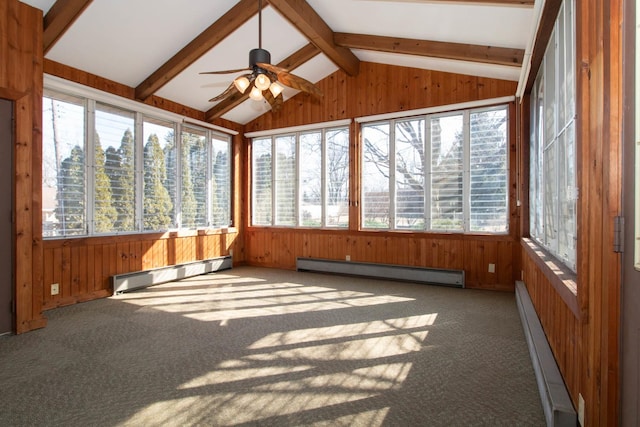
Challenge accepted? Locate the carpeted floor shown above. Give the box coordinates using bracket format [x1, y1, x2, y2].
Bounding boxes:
[0, 266, 545, 426]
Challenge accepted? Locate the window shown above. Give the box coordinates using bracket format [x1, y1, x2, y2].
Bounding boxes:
[95, 103, 136, 233]
[362, 105, 509, 233]
[42, 93, 86, 237]
[529, 0, 577, 271]
[42, 89, 233, 238]
[251, 125, 349, 228]
[143, 117, 176, 231]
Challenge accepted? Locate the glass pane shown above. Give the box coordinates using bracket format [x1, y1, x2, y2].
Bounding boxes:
[470, 108, 508, 233]
[557, 6, 566, 127]
[544, 29, 556, 146]
[96, 103, 136, 233]
[274, 135, 296, 226]
[395, 119, 425, 230]
[362, 123, 390, 229]
[181, 127, 208, 228]
[252, 138, 272, 226]
[42, 92, 86, 237]
[543, 140, 558, 249]
[430, 114, 463, 231]
[558, 122, 577, 269]
[326, 128, 349, 228]
[300, 132, 322, 227]
[143, 117, 175, 231]
[211, 135, 231, 228]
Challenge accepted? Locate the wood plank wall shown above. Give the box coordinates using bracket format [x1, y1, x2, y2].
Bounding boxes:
[519, 0, 623, 424]
[0, 0, 47, 333]
[42, 230, 240, 310]
[245, 63, 519, 291]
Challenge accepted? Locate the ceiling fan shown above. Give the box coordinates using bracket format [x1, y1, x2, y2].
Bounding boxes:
[200, 0, 323, 112]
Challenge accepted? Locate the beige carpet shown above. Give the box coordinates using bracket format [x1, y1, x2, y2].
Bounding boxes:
[0, 266, 544, 426]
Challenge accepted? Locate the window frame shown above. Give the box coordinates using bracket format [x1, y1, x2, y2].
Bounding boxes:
[360, 104, 510, 234]
[250, 124, 350, 229]
[42, 83, 234, 239]
[529, 0, 577, 272]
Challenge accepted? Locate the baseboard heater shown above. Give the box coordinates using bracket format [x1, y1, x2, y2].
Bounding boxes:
[296, 257, 464, 288]
[515, 281, 577, 427]
[112, 256, 232, 294]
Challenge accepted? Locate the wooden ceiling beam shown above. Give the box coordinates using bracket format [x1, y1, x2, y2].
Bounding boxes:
[524, 0, 562, 93]
[135, 0, 263, 102]
[43, 0, 93, 54]
[267, 0, 360, 76]
[205, 43, 321, 121]
[335, 33, 524, 67]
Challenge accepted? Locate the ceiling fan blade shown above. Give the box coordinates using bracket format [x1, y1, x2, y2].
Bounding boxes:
[200, 68, 251, 75]
[278, 72, 323, 98]
[208, 81, 239, 102]
[263, 89, 284, 112]
[257, 62, 322, 98]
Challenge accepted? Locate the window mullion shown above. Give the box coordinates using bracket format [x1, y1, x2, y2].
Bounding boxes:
[86, 99, 96, 236]
[463, 111, 471, 232]
[271, 136, 276, 226]
[175, 123, 183, 229]
[389, 121, 396, 230]
[424, 117, 432, 231]
[135, 112, 144, 232]
[206, 130, 213, 227]
[296, 132, 301, 226]
[321, 130, 328, 227]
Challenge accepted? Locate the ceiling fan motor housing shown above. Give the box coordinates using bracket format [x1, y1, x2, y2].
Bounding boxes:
[249, 48, 271, 68]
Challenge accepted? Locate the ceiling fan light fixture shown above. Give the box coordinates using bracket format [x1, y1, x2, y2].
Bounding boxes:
[254, 73, 271, 91]
[269, 81, 284, 97]
[249, 86, 263, 101]
[233, 76, 250, 94]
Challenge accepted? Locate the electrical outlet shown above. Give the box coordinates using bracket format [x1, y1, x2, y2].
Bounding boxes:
[578, 393, 585, 426]
[229, 249, 233, 257]
[345, 255, 351, 261]
[488, 263, 495, 273]
[51, 283, 59, 296]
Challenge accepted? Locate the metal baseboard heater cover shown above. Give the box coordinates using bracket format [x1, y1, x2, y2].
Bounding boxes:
[515, 281, 577, 427]
[112, 256, 232, 294]
[296, 257, 464, 288]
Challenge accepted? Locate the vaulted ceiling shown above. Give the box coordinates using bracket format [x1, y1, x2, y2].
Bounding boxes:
[21, 0, 541, 125]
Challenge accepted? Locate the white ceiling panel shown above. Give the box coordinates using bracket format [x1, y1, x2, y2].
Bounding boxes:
[353, 50, 521, 81]
[307, 0, 534, 48]
[45, 0, 241, 87]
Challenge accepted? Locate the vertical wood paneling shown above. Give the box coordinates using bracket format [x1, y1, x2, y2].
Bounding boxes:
[245, 63, 517, 133]
[1, 0, 45, 332]
[41, 230, 238, 310]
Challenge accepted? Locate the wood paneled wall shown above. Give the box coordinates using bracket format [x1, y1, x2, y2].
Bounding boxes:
[0, 0, 46, 333]
[42, 230, 240, 310]
[520, 0, 623, 424]
[246, 63, 517, 133]
[245, 63, 519, 291]
[247, 229, 516, 291]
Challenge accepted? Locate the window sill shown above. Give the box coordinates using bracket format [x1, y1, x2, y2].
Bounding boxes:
[521, 238, 580, 319]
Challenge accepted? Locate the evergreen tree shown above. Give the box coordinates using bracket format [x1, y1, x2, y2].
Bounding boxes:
[103, 129, 136, 232]
[56, 145, 85, 234]
[163, 132, 177, 223]
[143, 134, 173, 230]
[114, 128, 136, 231]
[212, 149, 229, 226]
[94, 136, 117, 232]
[180, 133, 198, 228]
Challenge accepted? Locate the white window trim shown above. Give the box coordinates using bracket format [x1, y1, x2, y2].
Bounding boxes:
[361, 105, 510, 234]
